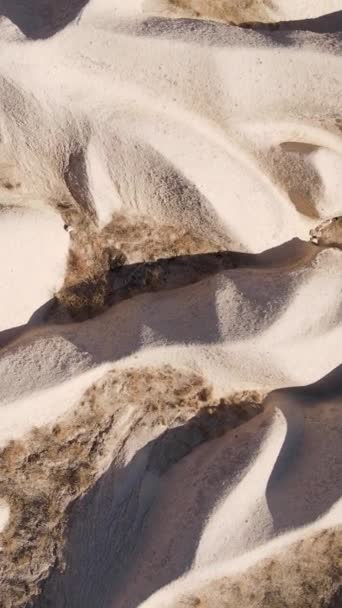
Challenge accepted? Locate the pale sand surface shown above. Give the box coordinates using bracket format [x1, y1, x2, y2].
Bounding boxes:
[0, 1, 341, 607]
[0, 208, 68, 332]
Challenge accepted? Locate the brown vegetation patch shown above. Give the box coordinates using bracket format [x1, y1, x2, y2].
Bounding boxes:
[0, 366, 263, 608]
[55, 211, 223, 320]
[175, 527, 342, 608]
[166, 0, 275, 23]
[310, 217, 342, 249]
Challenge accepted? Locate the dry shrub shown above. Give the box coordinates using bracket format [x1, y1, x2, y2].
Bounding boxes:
[0, 365, 263, 607]
[166, 0, 275, 23]
[100, 213, 222, 264]
[310, 217, 342, 249]
[176, 527, 342, 608]
[56, 211, 223, 319]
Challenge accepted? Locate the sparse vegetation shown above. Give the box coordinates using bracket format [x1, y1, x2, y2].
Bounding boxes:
[172, 527, 342, 608]
[55, 211, 224, 320]
[0, 365, 263, 608]
[166, 0, 275, 23]
[310, 217, 342, 249]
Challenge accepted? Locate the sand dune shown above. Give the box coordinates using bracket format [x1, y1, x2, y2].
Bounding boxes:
[1, 8, 342, 250]
[0, 1, 341, 607]
[157, 1, 342, 24]
[1, 242, 341, 405]
[17, 366, 341, 608]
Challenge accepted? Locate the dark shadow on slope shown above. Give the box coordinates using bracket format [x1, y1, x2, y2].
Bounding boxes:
[0, 324, 26, 350]
[0, 238, 316, 403]
[0, 237, 312, 405]
[33, 396, 265, 608]
[54, 237, 318, 321]
[64, 147, 96, 219]
[0, 298, 55, 350]
[117, 14, 342, 51]
[46, 238, 318, 365]
[33, 365, 342, 607]
[108, 237, 317, 297]
[1, 8, 341, 43]
[0, 237, 317, 355]
[266, 364, 342, 534]
[241, 10, 342, 35]
[0, 0, 89, 39]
